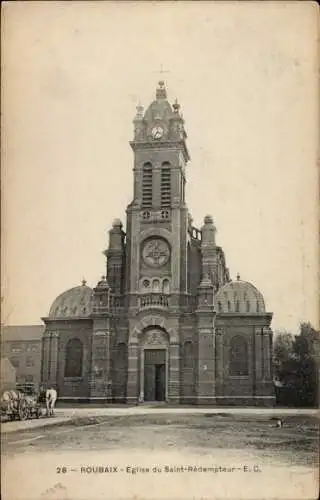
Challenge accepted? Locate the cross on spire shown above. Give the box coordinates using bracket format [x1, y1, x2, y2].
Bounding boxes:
[152, 64, 170, 77]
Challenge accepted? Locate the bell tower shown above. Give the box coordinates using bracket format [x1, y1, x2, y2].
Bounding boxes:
[125, 81, 190, 300]
[125, 82, 190, 403]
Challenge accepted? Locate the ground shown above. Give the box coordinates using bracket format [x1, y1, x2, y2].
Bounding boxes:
[1, 407, 319, 500]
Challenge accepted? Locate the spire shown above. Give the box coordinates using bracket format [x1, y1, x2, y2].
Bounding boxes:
[173, 98, 181, 114]
[156, 80, 167, 99]
[237, 273, 240, 281]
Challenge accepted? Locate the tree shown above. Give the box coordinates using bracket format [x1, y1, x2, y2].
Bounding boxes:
[292, 322, 320, 406]
[272, 324, 320, 407]
[273, 331, 294, 382]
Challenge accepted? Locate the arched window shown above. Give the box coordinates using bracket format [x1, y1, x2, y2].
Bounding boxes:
[229, 336, 248, 376]
[142, 162, 153, 208]
[246, 300, 250, 312]
[256, 301, 260, 313]
[64, 338, 83, 377]
[152, 279, 160, 293]
[227, 300, 231, 312]
[235, 300, 240, 312]
[218, 301, 222, 312]
[161, 162, 171, 208]
[162, 279, 170, 294]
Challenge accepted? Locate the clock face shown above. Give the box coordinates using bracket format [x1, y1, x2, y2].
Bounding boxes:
[142, 238, 170, 268]
[151, 126, 164, 140]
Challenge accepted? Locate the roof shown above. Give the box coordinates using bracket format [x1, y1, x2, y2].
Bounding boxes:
[48, 283, 93, 319]
[1, 325, 44, 342]
[215, 276, 266, 314]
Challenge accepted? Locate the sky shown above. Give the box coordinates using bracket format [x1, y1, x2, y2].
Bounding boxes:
[1, 1, 319, 333]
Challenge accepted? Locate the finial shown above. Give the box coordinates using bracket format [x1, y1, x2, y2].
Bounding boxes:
[82, 278, 87, 286]
[101, 275, 106, 281]
[173, 98, 180, 113]
[204, 214, 213, 225]
[156, 80, 167, 99]
[237, 273, 240, 281]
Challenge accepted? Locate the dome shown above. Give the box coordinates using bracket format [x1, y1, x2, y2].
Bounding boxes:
[95, 276, 110, 289]
[215, 275, 266, 314]
[143, 81, 173, 123]
[49, 281, 93, 318]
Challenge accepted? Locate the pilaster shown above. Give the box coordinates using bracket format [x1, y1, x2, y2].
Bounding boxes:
[168, 342, 180, 403]
[90, 325, 112, 400]
[48, 332, 59, 387]
[254, 327, 263, 394]
[126, 342, 139, 403]
[215, 327, 224, 396]
[41, 330, 59, 387]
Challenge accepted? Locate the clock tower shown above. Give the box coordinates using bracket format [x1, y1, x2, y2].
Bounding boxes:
[125, 81, 190, 403]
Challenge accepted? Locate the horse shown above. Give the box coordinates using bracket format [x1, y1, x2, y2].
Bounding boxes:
[1, 389, 26, 420]
[45, 388, 57, 417]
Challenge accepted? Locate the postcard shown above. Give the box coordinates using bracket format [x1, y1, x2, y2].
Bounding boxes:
[1, 2, 319, 499]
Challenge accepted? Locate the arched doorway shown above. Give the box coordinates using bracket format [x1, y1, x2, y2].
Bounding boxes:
[139, 328, 169, 402]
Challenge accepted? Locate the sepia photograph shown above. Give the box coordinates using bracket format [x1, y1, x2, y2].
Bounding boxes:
[1, 1, 319, 499]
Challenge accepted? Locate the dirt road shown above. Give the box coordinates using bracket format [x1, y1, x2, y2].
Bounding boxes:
[2, 412, 319, 500]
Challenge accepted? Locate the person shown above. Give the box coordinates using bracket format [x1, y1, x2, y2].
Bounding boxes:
[38, 384, 47, 404]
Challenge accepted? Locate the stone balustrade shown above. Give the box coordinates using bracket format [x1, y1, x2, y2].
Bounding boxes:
[138, 293, 170, 309]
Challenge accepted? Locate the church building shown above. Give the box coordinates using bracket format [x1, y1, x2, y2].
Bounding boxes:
[41, 82, 275, 406]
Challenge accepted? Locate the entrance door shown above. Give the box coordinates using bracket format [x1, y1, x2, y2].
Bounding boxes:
[155, 364, 166, 401]
[143, 349, 166, 402]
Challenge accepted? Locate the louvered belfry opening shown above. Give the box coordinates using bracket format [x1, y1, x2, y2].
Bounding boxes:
[161, 162, 171, 208]
[142, 162, 153, 208]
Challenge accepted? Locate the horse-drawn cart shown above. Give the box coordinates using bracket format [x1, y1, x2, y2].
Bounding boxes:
[1, 389, 42, 421]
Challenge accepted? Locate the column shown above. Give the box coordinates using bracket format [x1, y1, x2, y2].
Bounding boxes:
[263, 328, 272, 381]
[262, 327, 275, 404]
[48, 332, 59, 387]
[139, 348, 144, 402]
[126, 343, 139, 403]
[171, 209, 181, 292]
[168, 342, 180, 403]
[196, 329, 215, 404]
[254, 327, 263, 395]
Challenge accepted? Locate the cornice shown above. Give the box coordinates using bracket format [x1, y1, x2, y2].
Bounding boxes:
[129, 139, 190, 162]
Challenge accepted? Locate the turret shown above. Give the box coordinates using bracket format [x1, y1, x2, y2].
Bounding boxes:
[104, 219, 125, 295]
[93, 276, 111, 315]
[200, 215, 217, 283]
[196, 273, 214, 311]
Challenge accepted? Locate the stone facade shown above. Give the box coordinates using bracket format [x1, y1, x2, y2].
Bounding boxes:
[41, 82, 275, 406]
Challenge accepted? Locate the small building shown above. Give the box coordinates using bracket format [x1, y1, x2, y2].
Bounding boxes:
[1, 325, 44, 390]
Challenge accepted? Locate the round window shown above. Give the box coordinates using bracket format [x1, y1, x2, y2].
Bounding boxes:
[142, 279, 150, 289]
